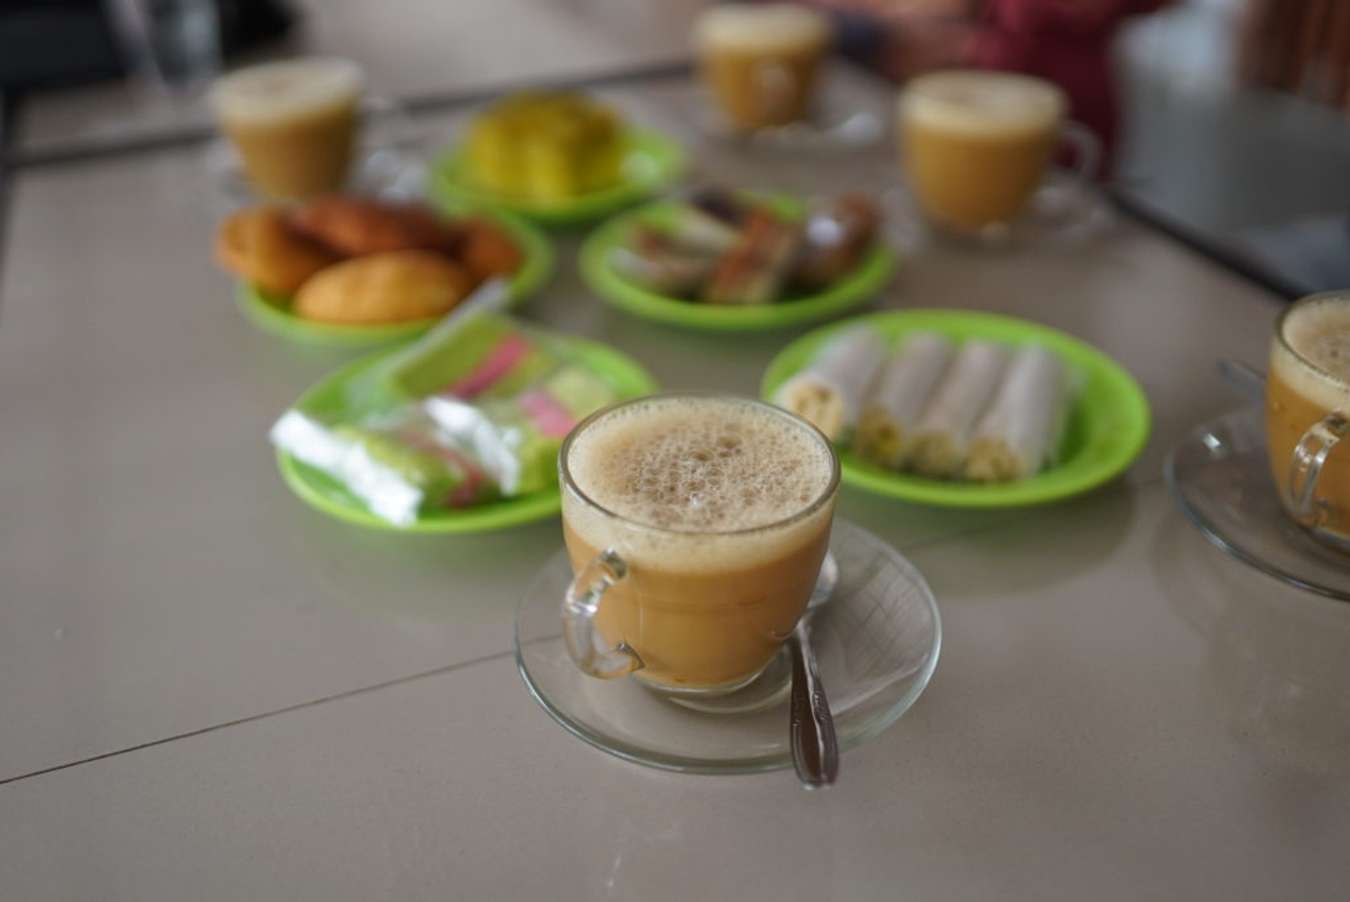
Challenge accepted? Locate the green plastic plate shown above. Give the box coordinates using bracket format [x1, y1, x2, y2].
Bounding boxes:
[236, 204, 553, 348]
[580, 197, 898, 331]
[761, 310, 1151, 508]
[430, 128, 685, 227]
[276, 336, 658, 532]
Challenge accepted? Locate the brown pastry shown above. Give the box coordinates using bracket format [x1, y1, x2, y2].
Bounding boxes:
[293, 250, 473, 324]
[288, 197, 463, 257]
[458, 219, 523, 283]
[215, 207, 339, 296]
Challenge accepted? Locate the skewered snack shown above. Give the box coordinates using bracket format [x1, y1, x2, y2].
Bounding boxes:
[773, 326, 887, 441]
[608, 188, 883, 306]
[288, 196, 463, 256]
[856, 332, 954, 469]
[909, 340, 1011, 478]
[215, 207, 339, 296]
[965, 345, 1068, 482]
[293, 250, 473, 324]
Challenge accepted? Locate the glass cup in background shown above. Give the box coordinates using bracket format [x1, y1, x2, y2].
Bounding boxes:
[1265, 291, 1350, 552]
[558, 395, 840, 697]
[693, 3, 832, 132]
[209, 57, 366, 200]
[897, 70, 1100, 240]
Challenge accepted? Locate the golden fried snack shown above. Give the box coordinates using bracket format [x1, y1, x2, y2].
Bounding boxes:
[215, 207, 339, 296]
[293, 250, 473, 324]
[458, 219, 523, 283]
[288, 197, 463, 257]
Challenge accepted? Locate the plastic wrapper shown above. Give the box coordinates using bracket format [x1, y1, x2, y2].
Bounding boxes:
[271, 305, 620, 525]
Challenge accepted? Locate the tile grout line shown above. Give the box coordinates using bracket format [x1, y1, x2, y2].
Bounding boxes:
[0, 647, 518, 789]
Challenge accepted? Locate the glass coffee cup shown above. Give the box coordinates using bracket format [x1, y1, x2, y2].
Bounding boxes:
[897, 70, 1100, 239]
[558, 394, 839, 696]
[1266, 291, 1350, 552]
[693, 4, 832, 132]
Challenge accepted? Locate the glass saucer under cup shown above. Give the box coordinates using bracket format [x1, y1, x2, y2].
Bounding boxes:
[515, 518, 941, 775]
[1165, 406, 1350, 602]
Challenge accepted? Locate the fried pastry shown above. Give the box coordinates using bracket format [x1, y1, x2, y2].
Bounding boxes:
[288, 197, 463, 256]
[293, 250, 473, 324]
[215, 207, 339, 296]
[458, 219, 523, 283]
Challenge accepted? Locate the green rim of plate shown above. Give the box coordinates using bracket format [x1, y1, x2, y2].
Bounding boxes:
[276, 336, 659, 532]
[580, 197, 898, 331]
[430, 128, 685, 227]
[761, 310, 1151, 508]
[235, 204, 554, 348]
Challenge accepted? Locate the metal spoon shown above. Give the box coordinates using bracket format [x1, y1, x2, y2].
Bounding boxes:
[790, 551, 839, 789]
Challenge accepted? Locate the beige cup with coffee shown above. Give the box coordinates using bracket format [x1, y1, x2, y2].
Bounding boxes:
[559, 394, 839, 695]
[211, 57, 364, 200]
[898, 70, 1100, 236]
[694, 4, 832, 132]
[1266, 292, 1350, 552]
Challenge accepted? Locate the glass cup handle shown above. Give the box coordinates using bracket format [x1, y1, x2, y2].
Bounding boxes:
[562, 549, 644, 679]
[1059, 120, 1101, 187]
[1288, 412, 1350, 524]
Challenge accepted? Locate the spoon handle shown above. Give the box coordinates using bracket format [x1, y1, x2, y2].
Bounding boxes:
[789, 627, 839, 788]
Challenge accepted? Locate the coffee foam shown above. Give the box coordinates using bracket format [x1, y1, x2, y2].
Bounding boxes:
[694, 4, 830, 53]
[901, 70, 1064, 137]
[1274, 296, 1350, 410]
[564, 397, 835, 570]
[211, 58, 363, 125]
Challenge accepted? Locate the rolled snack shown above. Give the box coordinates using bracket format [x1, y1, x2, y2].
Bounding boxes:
[664, 204, 742, 255]
[965, 345, 1068, 482]
[774, 326, 887, 441]
[909, 340, 1010, 478]
[856, 332, 954, 468]
[609, 231, 714, 297]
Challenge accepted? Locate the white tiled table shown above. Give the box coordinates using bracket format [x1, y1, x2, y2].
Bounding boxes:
[2, 66, 1347, 900]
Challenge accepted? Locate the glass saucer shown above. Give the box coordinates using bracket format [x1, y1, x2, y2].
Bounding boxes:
[514, 519, 941, 774]
[1165, 406, 1350, 601]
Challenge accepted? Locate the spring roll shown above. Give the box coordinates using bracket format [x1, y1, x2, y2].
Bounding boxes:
[909, 340, 1010, 478]
[856, 332, 954, 469]
[774, 326, 887, 441]
[965, 345, 1068, 482]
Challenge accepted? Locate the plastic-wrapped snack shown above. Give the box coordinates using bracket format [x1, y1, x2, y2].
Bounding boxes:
[856, 332, 954, 469]
[793, 194, 882, 291]
[774, 326, 887, 441]
[909, 340, 1010, 478]
[965, 345, 1068, 482]
[425, 364, 619, 495]
[271, 405, 498, 527]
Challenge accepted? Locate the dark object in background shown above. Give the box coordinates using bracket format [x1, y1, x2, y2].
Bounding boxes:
[0, 0, 298, 92]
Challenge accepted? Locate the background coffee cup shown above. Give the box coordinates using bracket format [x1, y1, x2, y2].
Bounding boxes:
[897, 70, 1100, 238]
[694, 4, 832, 132]
[1266, 291, 1350, 552]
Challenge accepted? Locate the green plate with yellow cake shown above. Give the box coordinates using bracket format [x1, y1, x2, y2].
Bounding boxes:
[581, 190, 897, 332]
[761, 310, 1150, 507]
[274, 314, 657, 532]
[236, 204, 553, 348]
[432, 128, 685, 227]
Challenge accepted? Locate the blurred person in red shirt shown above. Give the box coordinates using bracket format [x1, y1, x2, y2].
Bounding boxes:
[815, 0, 1174, 176]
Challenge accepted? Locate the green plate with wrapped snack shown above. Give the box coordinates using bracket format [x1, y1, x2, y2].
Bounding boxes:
[236, 204, 553, 348]
[580, 195, 898, 332]
[761, 310, 1150, 508]
[431, 128, 685, 227]
[275, 326, 657, 532]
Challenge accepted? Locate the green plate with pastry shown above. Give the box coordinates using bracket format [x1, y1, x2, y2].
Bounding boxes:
[235, 203, 553, 348]
[761, 310, 1150, 508]
[274, 316, 658, 532]
[580, 189, 897, 332]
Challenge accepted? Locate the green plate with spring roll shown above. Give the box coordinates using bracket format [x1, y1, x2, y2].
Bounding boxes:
[580, 195, 898, 331]
[276, 334, 658, 532]
[431, 128, 685, 227]
[761, 310, 1151, 508]
[236, 204, 553, 348]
